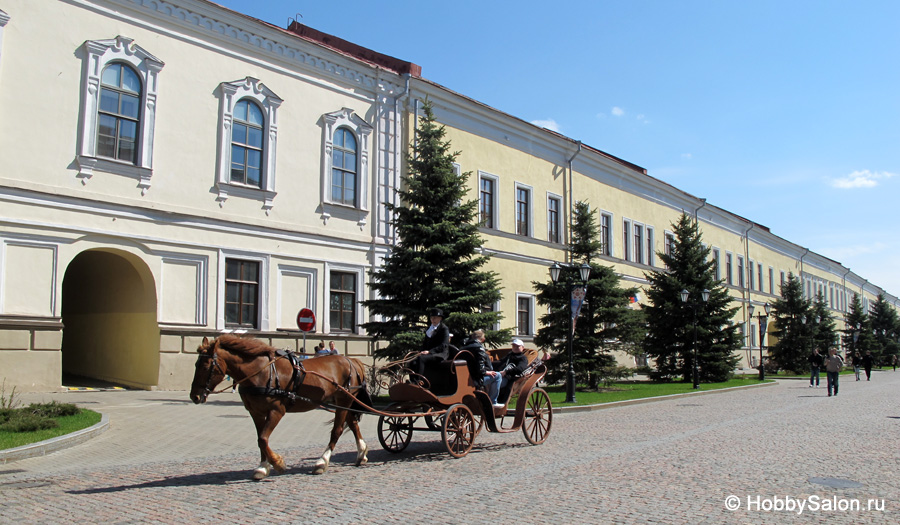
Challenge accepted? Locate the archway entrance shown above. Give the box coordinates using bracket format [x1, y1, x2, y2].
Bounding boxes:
[61, 249, 159, 389]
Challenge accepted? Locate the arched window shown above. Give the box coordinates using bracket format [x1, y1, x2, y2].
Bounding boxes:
[331, 127, 357, 205]
[97, 63, 142, 163]
[230, 99, 264, 188]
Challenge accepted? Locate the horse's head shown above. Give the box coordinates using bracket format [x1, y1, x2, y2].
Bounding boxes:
[189, 336, 226, 404]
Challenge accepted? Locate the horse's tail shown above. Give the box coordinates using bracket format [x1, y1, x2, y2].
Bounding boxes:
[349, 359, 374, 420]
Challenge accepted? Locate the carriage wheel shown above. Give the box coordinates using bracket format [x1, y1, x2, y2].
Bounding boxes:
[377, 415, 414, 453]
[441, 404, 476, 458]
[522, 388, 552, 445]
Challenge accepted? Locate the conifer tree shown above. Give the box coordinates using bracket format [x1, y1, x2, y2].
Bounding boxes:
[811, 293, 838, 354]
[843, 294, 873, 359]
[361, 100, 509, 360]
[870, 293, 900, 363]
[769, 273, 814, 373]
[642, 213, 741, 382]
[533, 201, 645, 388]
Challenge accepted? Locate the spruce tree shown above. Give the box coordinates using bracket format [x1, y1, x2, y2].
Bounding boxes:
[811, 293, 838, 354]
[642, 213, 741, 382]
[361, 100, 509, 360]
[870, 293, 900, 363]
[532, 201, 645, 389]
[843, 294, 873, 359]
[769, 273, 814, 373]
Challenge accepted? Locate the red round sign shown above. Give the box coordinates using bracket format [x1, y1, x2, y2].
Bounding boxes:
[296, 308, 316, 332]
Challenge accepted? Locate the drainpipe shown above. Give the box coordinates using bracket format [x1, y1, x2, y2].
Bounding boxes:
[566, 142, 582, 264]
[693, 198, 707, 225]
[743, 222, 754, 340]
[391, 74, 411, 246]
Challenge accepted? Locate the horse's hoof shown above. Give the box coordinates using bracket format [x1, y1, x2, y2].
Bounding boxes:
[252, 468, 269, 480]
[312, 462, 328, 475]
[273, 459, 286, 473]
[356, 455, 368, 467]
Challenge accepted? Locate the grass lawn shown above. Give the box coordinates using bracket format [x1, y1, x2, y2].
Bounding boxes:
[542, 377, 771, 407]
[0, 409, 102, 451]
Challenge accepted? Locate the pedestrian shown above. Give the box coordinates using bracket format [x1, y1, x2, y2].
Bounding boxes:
[808, 348, 824, 388]
[825, 348, 844, 397]
[862, 350, 874, 381]
[852, 351, 862, 381]
[893, 355, 898, 372]
[327, 340, 339, 355]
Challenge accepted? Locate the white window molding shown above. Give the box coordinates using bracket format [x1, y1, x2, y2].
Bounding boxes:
[514, 182, 533, 237]
[324, 263, 365, 335]
[158, 252, 208, 326]
[516, 293, 536, 337]
[216, 250, 269, 332]
[600, 211, 614, 256]
[215, 77, 283, 213]
[75, 36, 164, 193]
[478, 171, 500, 230]
[547, 192, 563, 244]
[320, 108, 372, 228]
[646, 226, 655, 267]
[0, 10, 10, 68]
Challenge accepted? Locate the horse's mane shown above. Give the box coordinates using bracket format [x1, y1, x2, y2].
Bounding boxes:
[214, 334, 274, 358]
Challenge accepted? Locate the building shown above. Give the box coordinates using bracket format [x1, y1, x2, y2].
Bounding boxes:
[0, 0, 895, 392]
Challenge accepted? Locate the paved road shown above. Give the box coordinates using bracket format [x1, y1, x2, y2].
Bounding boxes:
[1, 373, 898, 524]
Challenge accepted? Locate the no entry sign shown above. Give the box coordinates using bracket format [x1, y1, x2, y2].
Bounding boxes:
[296, 308, 316, 332]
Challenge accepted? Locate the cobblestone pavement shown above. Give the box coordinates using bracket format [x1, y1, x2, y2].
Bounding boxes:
[1, 373, 898, 524]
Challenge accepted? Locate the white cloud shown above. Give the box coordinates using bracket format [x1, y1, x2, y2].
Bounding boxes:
[531, 119, 561, 132]
[611, 106, 625, 117]
[681, 153, 692, 160]
[830, 170, 897, 189]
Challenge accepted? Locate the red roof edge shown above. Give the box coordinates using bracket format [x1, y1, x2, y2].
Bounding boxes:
[286, 22, 421, 77]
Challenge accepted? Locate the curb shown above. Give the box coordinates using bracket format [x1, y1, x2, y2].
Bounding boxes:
[551, 380, 777, 414]
[0, 413, 109, 464]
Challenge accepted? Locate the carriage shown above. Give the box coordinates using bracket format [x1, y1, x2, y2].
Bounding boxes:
[190, 335, 553, 480]
[374, 347, 553, 458]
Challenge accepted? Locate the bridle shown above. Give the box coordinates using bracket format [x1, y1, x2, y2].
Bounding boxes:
[195, 346, 226, 401]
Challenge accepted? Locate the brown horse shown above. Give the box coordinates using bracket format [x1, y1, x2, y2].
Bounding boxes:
[189, 334, 372, 480]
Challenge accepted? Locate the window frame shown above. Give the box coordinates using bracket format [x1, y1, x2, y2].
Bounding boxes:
[328, 270, 357, 333]
[726, 252, 734, 285]
[478, 171, 499, 229]
[623, 219, 632, 261]
[325, 264, 364, 334]
[514, 183, 533, 237]
[547, 193, 562, 244]
[633, 222, 644, 265]
[516, 293, 535, 337]
[320, 108, 372, 226]
[217, 251, 269, 331]
[737, 256, 745, 288]
[646, 226, 655, 267]
[216, 77, 282, 212]
[712, 248, 721, 281]
[76, 36, 163, 193]
[600, 212, 613, 256]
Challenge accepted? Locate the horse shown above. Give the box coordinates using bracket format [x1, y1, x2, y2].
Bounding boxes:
[189, 334, 372, 480]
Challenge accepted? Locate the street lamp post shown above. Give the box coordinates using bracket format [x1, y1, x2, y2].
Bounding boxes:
[748, 303, 771, 381]
[680, 288, 710, 389]
[550, 261, 591, 403]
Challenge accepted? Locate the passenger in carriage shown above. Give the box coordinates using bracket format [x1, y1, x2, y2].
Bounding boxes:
[492, 338, 529, 406]
[459, 329, 503, 406]
[409, 308, 451, 384]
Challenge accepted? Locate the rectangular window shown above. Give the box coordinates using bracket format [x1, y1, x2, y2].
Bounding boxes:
[664, 233, 675, 269]
[749, 260, 755, 290]
[726, 253, 733, 285]
[547, 195, 561, 244]
[517, 296, 532, 336]
[647, 227, 655, 267]
[225, 259, 259, 328]
[623, 220, 631, 261]
[758, 263, 764, 293]
[634, 224, 644, 264]
[769, 267, 774, 294]
[737, 256, 745, 288]
[712, 248, 721, 281]
[516, 186, 531, 236]
[780, 271, 786, 288]
[329, 271, 356, 332]
[600, 213, 612, 256]
[479, 176, 494, 228]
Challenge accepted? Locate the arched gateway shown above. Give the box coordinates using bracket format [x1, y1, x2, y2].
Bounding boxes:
[61, 249, 159, 389]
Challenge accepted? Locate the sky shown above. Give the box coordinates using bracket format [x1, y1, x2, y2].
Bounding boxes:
[212, 0, 900, 298]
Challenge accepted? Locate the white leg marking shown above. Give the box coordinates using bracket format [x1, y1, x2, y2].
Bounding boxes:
[252, 460, 271, 480]
[356, 438, 368, 466]
[313, 447, 332, 475]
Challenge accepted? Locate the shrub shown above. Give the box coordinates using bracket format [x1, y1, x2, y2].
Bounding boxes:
[0, 379, 20, 410]
[0, 411, 58, 432]
[27, 401, 79, 418]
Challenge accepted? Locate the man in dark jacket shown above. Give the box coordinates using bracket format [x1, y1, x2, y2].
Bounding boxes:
[494, 338, 529, 405]
[808, 348, 824, 388]
[410, 308, 451, 382]
[862, 351, 875, 381]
